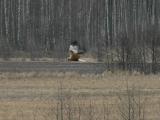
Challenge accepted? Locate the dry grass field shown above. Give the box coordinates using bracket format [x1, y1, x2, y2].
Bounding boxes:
[0, 71, 160, 120]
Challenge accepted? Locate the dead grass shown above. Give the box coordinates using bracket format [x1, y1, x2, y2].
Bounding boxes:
[0, 71, 160, 120]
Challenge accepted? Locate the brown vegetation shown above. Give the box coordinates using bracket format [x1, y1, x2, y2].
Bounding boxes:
[0, 72, 160, 120]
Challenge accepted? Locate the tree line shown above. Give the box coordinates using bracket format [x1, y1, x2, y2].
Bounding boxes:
[0, 0, 160, 65]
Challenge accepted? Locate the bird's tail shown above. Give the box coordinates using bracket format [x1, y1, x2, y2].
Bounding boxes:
[78, 59, 87, 63]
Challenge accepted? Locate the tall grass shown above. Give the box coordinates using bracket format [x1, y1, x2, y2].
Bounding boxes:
[0, 71, 159, 120]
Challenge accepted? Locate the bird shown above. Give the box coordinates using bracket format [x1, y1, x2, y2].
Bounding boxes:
[68, 41, 85, 62]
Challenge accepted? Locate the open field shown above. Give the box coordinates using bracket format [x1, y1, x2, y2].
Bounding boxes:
[0, 61, 160, 74]
[0, 62, 107, 74]
[0, 71, 160, 120]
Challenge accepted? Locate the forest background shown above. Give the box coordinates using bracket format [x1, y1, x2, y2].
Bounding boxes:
[0, 0, 160, 64]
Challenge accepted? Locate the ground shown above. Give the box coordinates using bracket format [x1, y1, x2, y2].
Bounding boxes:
[0, 72, 160, 120]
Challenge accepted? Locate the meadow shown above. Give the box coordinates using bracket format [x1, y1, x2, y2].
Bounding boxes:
[0, 71, 160, 120]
